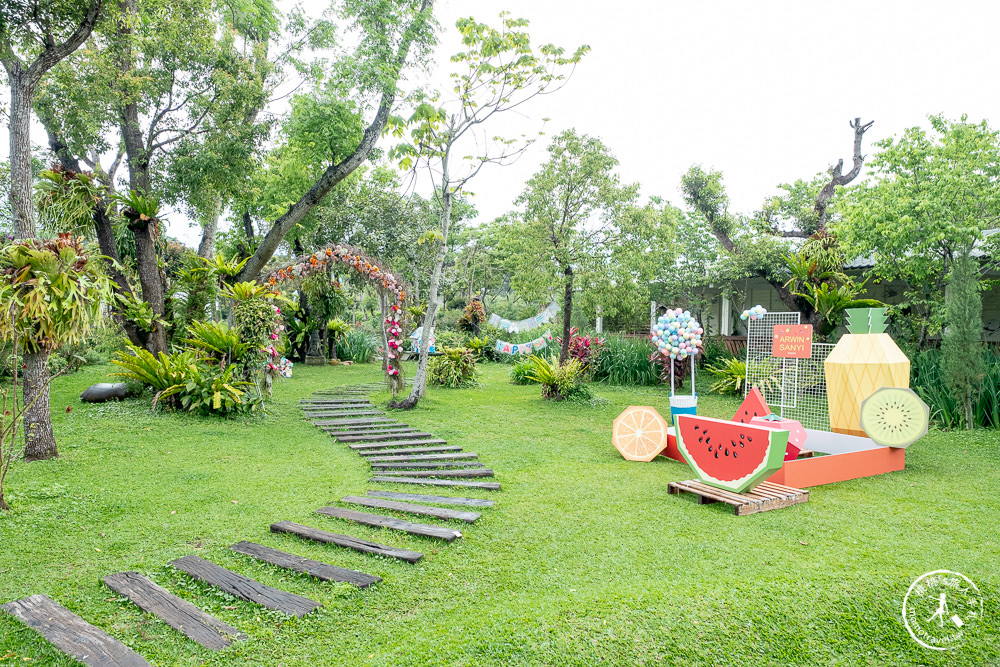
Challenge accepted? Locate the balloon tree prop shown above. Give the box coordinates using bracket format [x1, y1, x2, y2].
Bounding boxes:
[265, 244, 409, 397]
[650, 308, 704, 395]
[740, 304, 767, 321]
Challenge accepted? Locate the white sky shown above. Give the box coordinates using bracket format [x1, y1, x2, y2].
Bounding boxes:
[5, 0, 1000, 246]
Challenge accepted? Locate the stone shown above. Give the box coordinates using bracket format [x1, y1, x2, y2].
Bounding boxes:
[80, 383, 133, 403]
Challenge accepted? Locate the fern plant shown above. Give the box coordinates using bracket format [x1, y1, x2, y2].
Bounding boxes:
[183, 320, 251, 363]
[222, 281, 274, 301]
[707, 357, 747, 395]
[161, 363, 259, 416]
[110, 344, 197, 392]
[429, 347, 480, 388]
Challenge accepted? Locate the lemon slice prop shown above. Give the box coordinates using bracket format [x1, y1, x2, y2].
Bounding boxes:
[612, 406, 669, 462]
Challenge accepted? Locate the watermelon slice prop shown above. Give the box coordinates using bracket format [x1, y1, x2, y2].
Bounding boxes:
[675, 415, 789, 493]
[733, 387, 770, 424]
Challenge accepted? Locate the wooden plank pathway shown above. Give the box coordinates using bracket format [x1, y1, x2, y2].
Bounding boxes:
[312, 417, 396, 427]
[341, 496, 480, 523]
[374, 468, 495, 479]
[270, 521, 423, 563]
[1, 594, 151, 666]
[169, 556, 321, 617]
[357, 445, 462, 457]
[371, 476, 501, 490]
[230, 541, 381, 588]
[103, 572, 244, 650]
[348, 438, 448, 451]
[366, 490, 494, 507]
[323, 427, 417, 437]
[334, 431, 435, 443]
[304, 410, 385, 418]
[316, 507, 462, 541]
[370, 461, 487, 471]
[366, 452, 479, 463]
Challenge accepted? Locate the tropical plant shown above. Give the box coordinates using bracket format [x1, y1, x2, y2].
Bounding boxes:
[110, 344, 199, 393]
[115, 189, 161, 222]
[201, 253, 250, 279]
[161, 363, 259, 416]
[557, 327, 603, 369]
[35, 165, 105, 237]
[183, 320, 252, 363]
[707, 357, 748, 395]
[429, 346, 480, 388]
[327, 318, 352, 360]
[115, 292, 164, 334]
[590, 336, 659, 386]
[336, 330, 378, 363]
[792, 280, 883, 337]
[510, 357, 539, 385]
[457, 298, 487, 334]
[222, 281, 274, 301]
[526, 355, 591, 401]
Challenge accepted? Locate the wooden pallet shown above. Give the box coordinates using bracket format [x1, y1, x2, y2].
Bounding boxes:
[667, 480, 808, 516]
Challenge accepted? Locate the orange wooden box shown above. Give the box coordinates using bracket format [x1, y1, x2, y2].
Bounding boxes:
[661, 427, 904, 488]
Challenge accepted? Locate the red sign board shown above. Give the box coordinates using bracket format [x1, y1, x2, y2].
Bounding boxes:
[772, 324, 813, 358]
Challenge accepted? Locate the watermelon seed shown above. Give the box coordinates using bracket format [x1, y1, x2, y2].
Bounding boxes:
[733, 452, 738, 458]
[698, 437, 704, 443]
[724, 448, 729, 456]
[694, 425, 700, 431]
[708, 446, 712, 452]
[740, 434, 745, 440]
[747, 436, 752, 442]
[705, 437, 711, 444]
[714, 452, 719, 458]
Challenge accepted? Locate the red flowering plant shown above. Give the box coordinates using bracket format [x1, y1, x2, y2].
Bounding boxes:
[557, 327, 603, 369]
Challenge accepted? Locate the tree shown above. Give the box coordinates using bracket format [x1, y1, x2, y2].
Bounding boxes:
[1, 0, 104, 460]
[680, 118, 874, 324]
[942, 248, 984, 429]
[840, 114, 1000, 347]
[502, 129, 637, 364]
[388, 13, 588, 407]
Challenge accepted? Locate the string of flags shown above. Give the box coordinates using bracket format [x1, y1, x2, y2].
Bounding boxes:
[488, 301, 559, 333]
[495, 331, 554, 355]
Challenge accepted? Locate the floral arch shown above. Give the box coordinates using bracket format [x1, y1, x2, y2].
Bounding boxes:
[265, 243, 408, 396]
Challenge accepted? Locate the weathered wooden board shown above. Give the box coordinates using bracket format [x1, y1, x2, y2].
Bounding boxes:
[312, 417, 396, 427]
[270, 521, 422, 563]
[316, 507, 462, 541]
[300, 398, 371, 404]
[102, 572, 244, 650]
[373, 468, 495, 478]
[229, 541, 380, 588]
[370, 476, 501, 490]
[169, 556, 321, 617]
[357, 445, 462, 457]
[365, 490, 495, 507]
[348, 438, 447, 451]
[366, 452, 479, 463]
[340, 496, 480, 523]
[0, 594, 150, 666]
[323, 426, 415, 437]
[304, 410, 385, 418]
[667, 480, 809, 516]
[370, 461, 486, 471]
[335, 431, 434, 443]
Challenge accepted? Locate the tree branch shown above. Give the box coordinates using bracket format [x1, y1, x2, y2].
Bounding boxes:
[814, 117, 874, 228]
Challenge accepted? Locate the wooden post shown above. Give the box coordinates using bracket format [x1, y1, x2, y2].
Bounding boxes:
[650, 301, 657, 332]
[596, 304, 603, 334]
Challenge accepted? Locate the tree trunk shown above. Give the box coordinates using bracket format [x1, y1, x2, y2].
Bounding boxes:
[197, 202, 221, 258]
[559, 266, 574, 365]
[7, 72, 36, 239]
[22, 350, 56, 461]
[130, 220, 168, 352]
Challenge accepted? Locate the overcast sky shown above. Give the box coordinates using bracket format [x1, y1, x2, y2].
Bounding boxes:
[6, 0, 1000, 246]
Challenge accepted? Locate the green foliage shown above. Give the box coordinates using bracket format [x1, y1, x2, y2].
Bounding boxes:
[912, 347, 1000, 429]
[525, 355, 591, 401]
[590, 336, 659, 386]
[35, 165, 105, 237]
[0, 234, 114, 354]
[509, 357, 539, 385]
[941, 250, 985, 428]
[707, 357, 748, 395]
[429, 347, 480, 388]
[183, 320, 252, 363]
[115, 189, 161, 222]
[115, 292, 163, 333]
[335, 330, 378, 363]
[161, 363, 259, 416]
[222, 281, 274, 301]
[110, 344, 198, 393]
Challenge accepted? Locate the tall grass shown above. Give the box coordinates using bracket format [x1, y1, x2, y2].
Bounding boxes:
[590, 335, 659, 386]
[335, 330, 378, 363]
[911, 346, 1000, 429]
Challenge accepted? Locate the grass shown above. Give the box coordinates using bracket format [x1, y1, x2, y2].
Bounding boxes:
[0, 362, 998, 665]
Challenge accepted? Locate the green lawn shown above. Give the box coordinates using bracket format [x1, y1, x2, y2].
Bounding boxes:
[1, 362, 998, 666]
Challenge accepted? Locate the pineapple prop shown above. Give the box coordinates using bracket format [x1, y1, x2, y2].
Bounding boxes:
[824, 308, 910, 436]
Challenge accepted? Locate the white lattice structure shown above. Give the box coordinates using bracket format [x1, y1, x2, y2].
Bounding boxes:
[745, 313, 834, 431]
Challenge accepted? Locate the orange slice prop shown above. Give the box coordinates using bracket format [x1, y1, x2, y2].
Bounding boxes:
[613, 406, 669, 462]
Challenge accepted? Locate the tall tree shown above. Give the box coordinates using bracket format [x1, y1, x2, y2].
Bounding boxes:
[388, 13, 588, 407]
[840, 114, 1000, 347]
[501, 129, 637, 363]
[1, 0, 104, 459]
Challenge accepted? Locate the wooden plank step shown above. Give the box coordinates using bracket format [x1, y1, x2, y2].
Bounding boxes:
[667, 479, 809, 516]
[0, 594, 150, 666]
[366, 452, 479, 463]
[317, 507, 462, 541]
[374, 468, 494, 478]
[270, 521, 422, 563]
[371, 476, 501, 491]
[366, 490, 495, 507]
[371, 461, 486, 471]
[335, 431, 434, 443]
[321, 424, 413, 435]
[341, 496, 480, 523]
[357, 445, 461, 457]
[304, 410, 385, 418]
[312, 417, 396, 427]
[230, 541, 380, 588]
[103, 572, 244, 650]
[348, 438, 447, 451]
[326, 429, 420, 439]
[301, 400, 372, 406]
[169, 555, 321, 617]
[300, 398, 371, 403]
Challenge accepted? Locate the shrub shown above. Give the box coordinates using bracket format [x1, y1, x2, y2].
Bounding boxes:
[526, 355, 591, 401]
[457, 298, 487, 333]
[336, 330, 378, 363]
[707, 357, 747, 395]
[557, 328, 602, 368]
[183, 320, 251, 364]
[591, 336, 659, 386]
[161, 363, 260, 416]
[912, 347, 1000, 429]
[429, 347, 480, 388]
[434, 329, 465, 350]
[509, 357, 539, 384]
[699, 335, 733, 369]
[110, 344, 198, 393]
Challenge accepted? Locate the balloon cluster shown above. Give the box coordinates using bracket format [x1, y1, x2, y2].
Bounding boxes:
[740, 304, 767, 321]
[651, 308, 704, 360]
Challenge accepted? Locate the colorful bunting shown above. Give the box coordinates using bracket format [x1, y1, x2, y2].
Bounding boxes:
[488, 302, 559, 333]
[494, 331, 553, 355]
